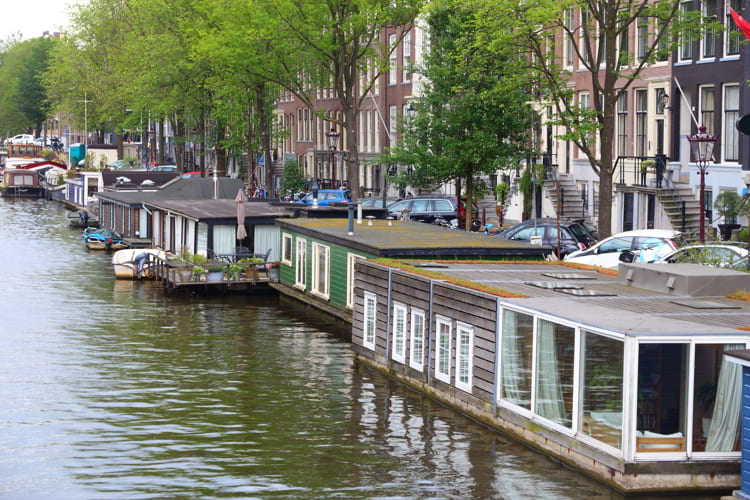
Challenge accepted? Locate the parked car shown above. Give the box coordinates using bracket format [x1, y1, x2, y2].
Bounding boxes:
[6, 134, 35, 145]
[496, 219, 594, 257]
[563, 229, 683, 269]
[386, 195, 479, 228]
[651, 244, 749, 267]
[497, 218, 597, 247]
[299, 189, 352, 206]
[359, 197, 397, 208]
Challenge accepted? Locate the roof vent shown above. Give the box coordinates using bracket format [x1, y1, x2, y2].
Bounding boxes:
[140, 179, 155, 186]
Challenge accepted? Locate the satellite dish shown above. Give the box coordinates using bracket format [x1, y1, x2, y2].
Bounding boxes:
[737, 114, 750, 135]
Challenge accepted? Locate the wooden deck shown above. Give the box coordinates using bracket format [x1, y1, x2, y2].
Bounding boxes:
[142, 253, 278, 291]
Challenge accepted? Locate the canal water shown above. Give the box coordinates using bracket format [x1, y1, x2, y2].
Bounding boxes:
[0, 199, 719, 500]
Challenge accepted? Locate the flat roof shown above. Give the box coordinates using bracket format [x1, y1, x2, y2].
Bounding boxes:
[147, 199, 290, 221]
[388, 261, 750, 335]
[277, 218, 552, 258]
[96, 178, 244, 204]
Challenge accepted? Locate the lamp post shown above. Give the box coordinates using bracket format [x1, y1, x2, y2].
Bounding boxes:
[687, 125, 718, 243]
[326, 127, 340, 188]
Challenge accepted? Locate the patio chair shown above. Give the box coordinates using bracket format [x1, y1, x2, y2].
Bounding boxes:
[253, 248, 272, 262]
[236, 246, 252, 259]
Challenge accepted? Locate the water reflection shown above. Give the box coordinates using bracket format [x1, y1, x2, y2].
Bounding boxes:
[0, 199, 721, 499]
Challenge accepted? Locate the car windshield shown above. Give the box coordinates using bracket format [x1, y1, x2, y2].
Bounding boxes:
[567, 223, 592, 243]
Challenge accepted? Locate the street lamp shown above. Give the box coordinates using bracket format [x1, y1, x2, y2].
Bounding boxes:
[687, 125, 718, 243]
[326, 126, 340, 188]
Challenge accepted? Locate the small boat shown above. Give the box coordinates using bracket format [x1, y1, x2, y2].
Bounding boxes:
[0, 169, 44, 197]
[67, 210, 100, 228]
[84, 228, 128, 251]
[112, 248, 166, 279]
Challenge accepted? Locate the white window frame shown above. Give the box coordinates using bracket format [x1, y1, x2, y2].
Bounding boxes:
[725, 0, 744, 57]
[402, 29, 412, 83]
[456, 322, 474, 393]
[722, 83, 740, 163]
[435, 316, 452, 384]
[389, 33, 398, 85]
[363, 291, 377, 351]
[701, 0, 717, 60]
[391, 302, 407, 364]
[409, 309, 426, 371]
[346, 253, 364, 308]
[311, 242, 330, 300]
[563, 7, 574, 68]
[679, 1, 693, 62]
[389, 105, 398, 149]
[281, 232, 293, 266]
[295, 238, 306, 289]
[699, 84, 716, 136]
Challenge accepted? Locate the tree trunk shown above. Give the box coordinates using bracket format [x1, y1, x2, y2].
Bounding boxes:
[216, 118, 226, 176]
[345, 105, 360, 200]
[598, 168, 613, 238]
[256, 82, 273, 196]
[200, 110, 206, 176]
[175, 113, 185, 173]
[465, 174, 473, 232]
[157, 117, 165, 165]
[116, 132, 123, 160]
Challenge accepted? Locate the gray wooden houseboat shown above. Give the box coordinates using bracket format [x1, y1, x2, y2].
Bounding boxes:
[352, 260, 750, 494]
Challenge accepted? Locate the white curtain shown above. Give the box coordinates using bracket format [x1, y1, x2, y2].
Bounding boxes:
[139, 209, 148, 238]
[213, 225, 236, 255]
[502, 310, 523, 407]
[536, 320, 566, 425]
[706, 343, 743, 452]
[186, 221, 195, 254]
[254, 225, 280, 261]
[153, 211, 161, 248]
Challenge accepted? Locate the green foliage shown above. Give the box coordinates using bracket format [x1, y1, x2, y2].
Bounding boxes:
[495, 183, 509, 204]
[281, 158, 305, 193]
[714, 191, 742, 222]
[518, 165, 544, 219]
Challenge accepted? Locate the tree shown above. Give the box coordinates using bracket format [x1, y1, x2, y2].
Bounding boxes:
[385, 0, 536, 231]
[480, 0, 703, 237]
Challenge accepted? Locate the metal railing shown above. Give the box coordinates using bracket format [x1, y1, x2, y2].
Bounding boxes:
[615, 155, 668, 188]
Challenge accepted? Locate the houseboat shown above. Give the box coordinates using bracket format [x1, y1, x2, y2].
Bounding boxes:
[274, 218, 553, 324]
[351, 260, 750, 494]
[1, 169, 44, 197]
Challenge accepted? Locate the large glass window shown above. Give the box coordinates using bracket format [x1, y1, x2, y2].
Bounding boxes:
[311, 242, 330, 299]
[391, 303, 407, 364]
[703, 0, 717, 58]
[580, 332, 624, 449]
[724, 85, 740, 162]
[701, 86, 715, 135]
[403, 30, 411, 82]
[726, 0, 745, 55]
[389, 34, 398, 84]
[436, 317, 452, 383]
[617, 91, 628, 157]
[635, 89, 647, 156]
[410, 309, 425, 371]
[456, 323, 474, 393]
[363, 292, 377, 350]
[535, 319, 575, 428]
[692, 344, 743, 452]
[501, 309, 534, 410]
[637, 16, 648, 62]
[564, 8, 573, 66]
[636, 343, 689, 453]
[679, 1, 693, 60]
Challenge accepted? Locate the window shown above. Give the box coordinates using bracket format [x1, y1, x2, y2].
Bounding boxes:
[435, 316, 452, 383]
[389, 34, 398, 84]
[403, 30, 411, 82]
[635, 89, 647, 156]
[637, 16, 648, 62]
[363, 292, 377, 350]
[311, 242, 330, 299]
[535, 319, 575, 428]
[391, 303, 407, 364]
[456, 323, 474, 393]
[295, 238, 306, 289]
[679, 1, 693, 60]
[501, 309, 534, 409]
[700, 86, 715, 135]
[580, 9, 590, 65]
[281, 233, 293, 265]
[579, 91, 589, 111]
[617, 91, 628, 156]
[724, 84, 740, 162]
[580, 332, 624, 450]
[564, 7, 574, 66]
[726, 0, 745, 56]
[433, 199, 453, 211]
[599, 236, 634, 253]
[657, 19, 668, 61]
[618, 18, 629, 66]
[703, 0, 717, 58]
[346, 253, 363, 308]
[655, 88, 667, 115]
[410, 309, 425, 371]
[389, 105, 397, 148]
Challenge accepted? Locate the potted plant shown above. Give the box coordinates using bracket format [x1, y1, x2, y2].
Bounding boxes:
[266, 262, 280, 281]
[238, 257, 265, 278]
[192, 265, 206, 281]
[714, 191, 742, 240]
[228, 264, 243, 280]
[205, 264, 226, 281]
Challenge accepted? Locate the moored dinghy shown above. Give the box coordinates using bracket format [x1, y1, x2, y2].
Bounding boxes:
[84, 228, 128, 251]
[112, 248, 166, 279]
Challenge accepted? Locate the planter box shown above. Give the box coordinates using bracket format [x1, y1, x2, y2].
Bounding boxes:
[205, 271, 225, 281]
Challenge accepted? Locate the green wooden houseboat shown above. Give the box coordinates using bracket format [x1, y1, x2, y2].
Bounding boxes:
[273, 218, 552, 324]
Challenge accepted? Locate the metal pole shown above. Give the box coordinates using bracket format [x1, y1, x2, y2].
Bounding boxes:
[681, 200, 686, 233]
[699, 167, 705, 243]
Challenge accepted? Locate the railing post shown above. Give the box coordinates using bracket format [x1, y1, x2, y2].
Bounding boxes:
[682, 200, 686, 233]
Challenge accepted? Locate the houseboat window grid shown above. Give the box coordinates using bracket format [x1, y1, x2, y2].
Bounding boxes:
[295, 238, 306, 289]
[535, 318, 576, 429]
[410, 309, 426, 372]
[391, 302, 407, 364]
[435, 316, 452, 384]
[281, 233, 293, 266]
[311, 242, 330, 300]
[631, 338, 746, 459]
[456, 322, 474, 394]
[363, 292, 377, 351]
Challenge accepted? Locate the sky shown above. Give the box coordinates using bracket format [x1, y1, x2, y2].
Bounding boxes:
[1, 0, 75, 41]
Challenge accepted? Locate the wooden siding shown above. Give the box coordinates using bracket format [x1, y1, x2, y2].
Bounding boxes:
[353, 261, 498, 405]
[279, 228, 376, 310]
[743, 367, 750, 494]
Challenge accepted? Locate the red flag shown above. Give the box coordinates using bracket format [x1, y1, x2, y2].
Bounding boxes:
[730, 8, 750, 40]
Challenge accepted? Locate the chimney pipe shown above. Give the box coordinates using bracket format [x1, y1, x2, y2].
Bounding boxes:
[347, 202, 356, 235]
